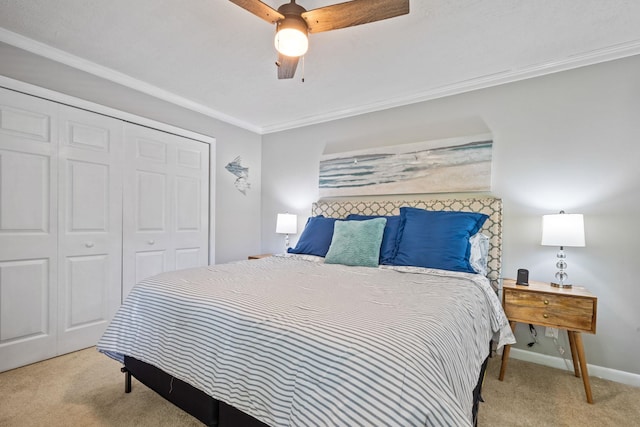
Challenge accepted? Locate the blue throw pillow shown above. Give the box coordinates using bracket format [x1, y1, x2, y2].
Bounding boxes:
[287, 216, 338, 257]
[325, 218, 387, 267]
[346, 214, 401, 264]
[392, 207, 489, 273]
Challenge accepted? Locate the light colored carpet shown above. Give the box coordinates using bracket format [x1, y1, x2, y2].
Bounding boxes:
[0, 348, 201, 427]
[1, 347, 638, 426]
[481, 355, 640, 426]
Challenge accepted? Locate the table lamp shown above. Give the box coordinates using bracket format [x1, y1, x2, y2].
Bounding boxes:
[541, 211, 585, 288]
[276, 213, 297, 252]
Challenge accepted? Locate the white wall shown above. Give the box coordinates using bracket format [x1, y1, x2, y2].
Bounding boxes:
[261, 55, 640, 377]
[0, 42, 263, 264]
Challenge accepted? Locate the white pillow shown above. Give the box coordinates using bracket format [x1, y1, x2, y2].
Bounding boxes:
[469, 233, 489, 276]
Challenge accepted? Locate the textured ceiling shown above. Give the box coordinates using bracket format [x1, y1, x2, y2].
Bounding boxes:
[1, 0, 639, 133]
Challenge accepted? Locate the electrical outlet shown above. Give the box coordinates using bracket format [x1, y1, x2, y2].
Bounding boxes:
[545, 327, 559, 339]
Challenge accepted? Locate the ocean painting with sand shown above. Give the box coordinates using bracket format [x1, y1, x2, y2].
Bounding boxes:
[319, 134, 493, 197]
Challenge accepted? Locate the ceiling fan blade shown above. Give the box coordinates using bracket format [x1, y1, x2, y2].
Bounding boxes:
[229, 0, 284, 24]
[276, 53, 299, 79]
[302, 0, 409, 33]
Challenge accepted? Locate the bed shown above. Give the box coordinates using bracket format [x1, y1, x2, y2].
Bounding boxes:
[98, 197, 515, 426]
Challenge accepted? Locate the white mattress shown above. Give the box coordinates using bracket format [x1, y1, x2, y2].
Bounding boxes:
[98, 255, 515, 426]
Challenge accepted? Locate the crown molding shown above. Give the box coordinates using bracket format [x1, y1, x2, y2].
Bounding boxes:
[2, 27, 639, 135]
[0, 28, 261, 134]
[0, 75, 217, 145]
[260, 38, 640, 134]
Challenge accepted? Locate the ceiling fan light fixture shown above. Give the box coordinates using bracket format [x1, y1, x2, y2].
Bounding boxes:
[274, 17, 308, 57]
[230, 0, 410, 79]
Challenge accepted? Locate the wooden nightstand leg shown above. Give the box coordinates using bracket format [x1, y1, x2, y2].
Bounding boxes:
[499, 321, 516, 381]
[567, 331, 580, 377]
[572, 331, 594, 404]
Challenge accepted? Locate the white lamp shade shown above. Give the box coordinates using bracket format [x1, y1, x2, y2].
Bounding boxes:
[274, 28, 308, 57]
[541, 213, 585, 247]
[276, 213, 297, 234]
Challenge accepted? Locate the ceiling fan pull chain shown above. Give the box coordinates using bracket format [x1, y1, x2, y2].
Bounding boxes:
[301, 55, 305, 83]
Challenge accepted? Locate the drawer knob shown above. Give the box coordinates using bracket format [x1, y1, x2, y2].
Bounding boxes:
[544, 299, 549, 305]
[543, 313, 549, 319]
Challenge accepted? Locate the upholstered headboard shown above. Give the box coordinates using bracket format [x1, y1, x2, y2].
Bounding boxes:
[312, 197, 503, 290]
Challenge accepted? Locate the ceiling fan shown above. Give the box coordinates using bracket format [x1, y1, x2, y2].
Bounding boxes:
[229, 0, 410, 79]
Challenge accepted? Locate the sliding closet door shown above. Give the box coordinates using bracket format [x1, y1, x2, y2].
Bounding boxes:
[122, 124, 209, 299]
[56, 105, 123, 354]
[0, 88, 59, 371]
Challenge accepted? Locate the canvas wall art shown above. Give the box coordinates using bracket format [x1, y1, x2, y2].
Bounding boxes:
[318, 134, 493, 197]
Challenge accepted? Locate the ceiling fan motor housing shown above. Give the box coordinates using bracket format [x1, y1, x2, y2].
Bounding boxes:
[277, 1, 307, 20]
[276, 1, 308, 35]
[276, 16, 308, 36]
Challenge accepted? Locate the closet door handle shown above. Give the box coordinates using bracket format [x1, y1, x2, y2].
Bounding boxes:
[147, 240, 155, 245]
[85, 242, 94, 248]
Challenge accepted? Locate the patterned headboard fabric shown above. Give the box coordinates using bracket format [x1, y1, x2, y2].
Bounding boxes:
[312, 197, 503, 290]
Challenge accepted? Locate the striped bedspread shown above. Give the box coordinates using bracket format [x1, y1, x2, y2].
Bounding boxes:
[98, 255, 515, 426]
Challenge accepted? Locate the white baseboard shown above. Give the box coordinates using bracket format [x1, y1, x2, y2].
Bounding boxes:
[510, 348, 640, 388]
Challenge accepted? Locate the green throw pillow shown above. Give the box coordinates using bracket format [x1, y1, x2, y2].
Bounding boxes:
[325, 218, 387, 267]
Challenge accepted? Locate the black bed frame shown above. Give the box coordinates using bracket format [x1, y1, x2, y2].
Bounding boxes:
[121, 353, 490, 427]
[122, 355, 269, 427]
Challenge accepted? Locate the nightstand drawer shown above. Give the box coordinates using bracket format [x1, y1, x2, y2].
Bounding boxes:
[504, 289, 595, 332]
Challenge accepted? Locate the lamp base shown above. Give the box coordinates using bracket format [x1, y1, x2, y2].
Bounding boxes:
[550, 282, 572, 289]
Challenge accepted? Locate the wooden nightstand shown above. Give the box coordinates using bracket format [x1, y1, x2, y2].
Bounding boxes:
[499, 278, 598, 403]
[248, 253, 272, 260]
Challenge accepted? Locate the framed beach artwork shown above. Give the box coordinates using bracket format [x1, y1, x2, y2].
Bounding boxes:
[318, 134, 493, 197]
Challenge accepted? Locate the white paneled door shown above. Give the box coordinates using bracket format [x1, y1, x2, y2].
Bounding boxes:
[122, 124, 209, 298]
[0, 87, 211, 372]
[56, 105, 123, 355]
[0, 89, 59, 370]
